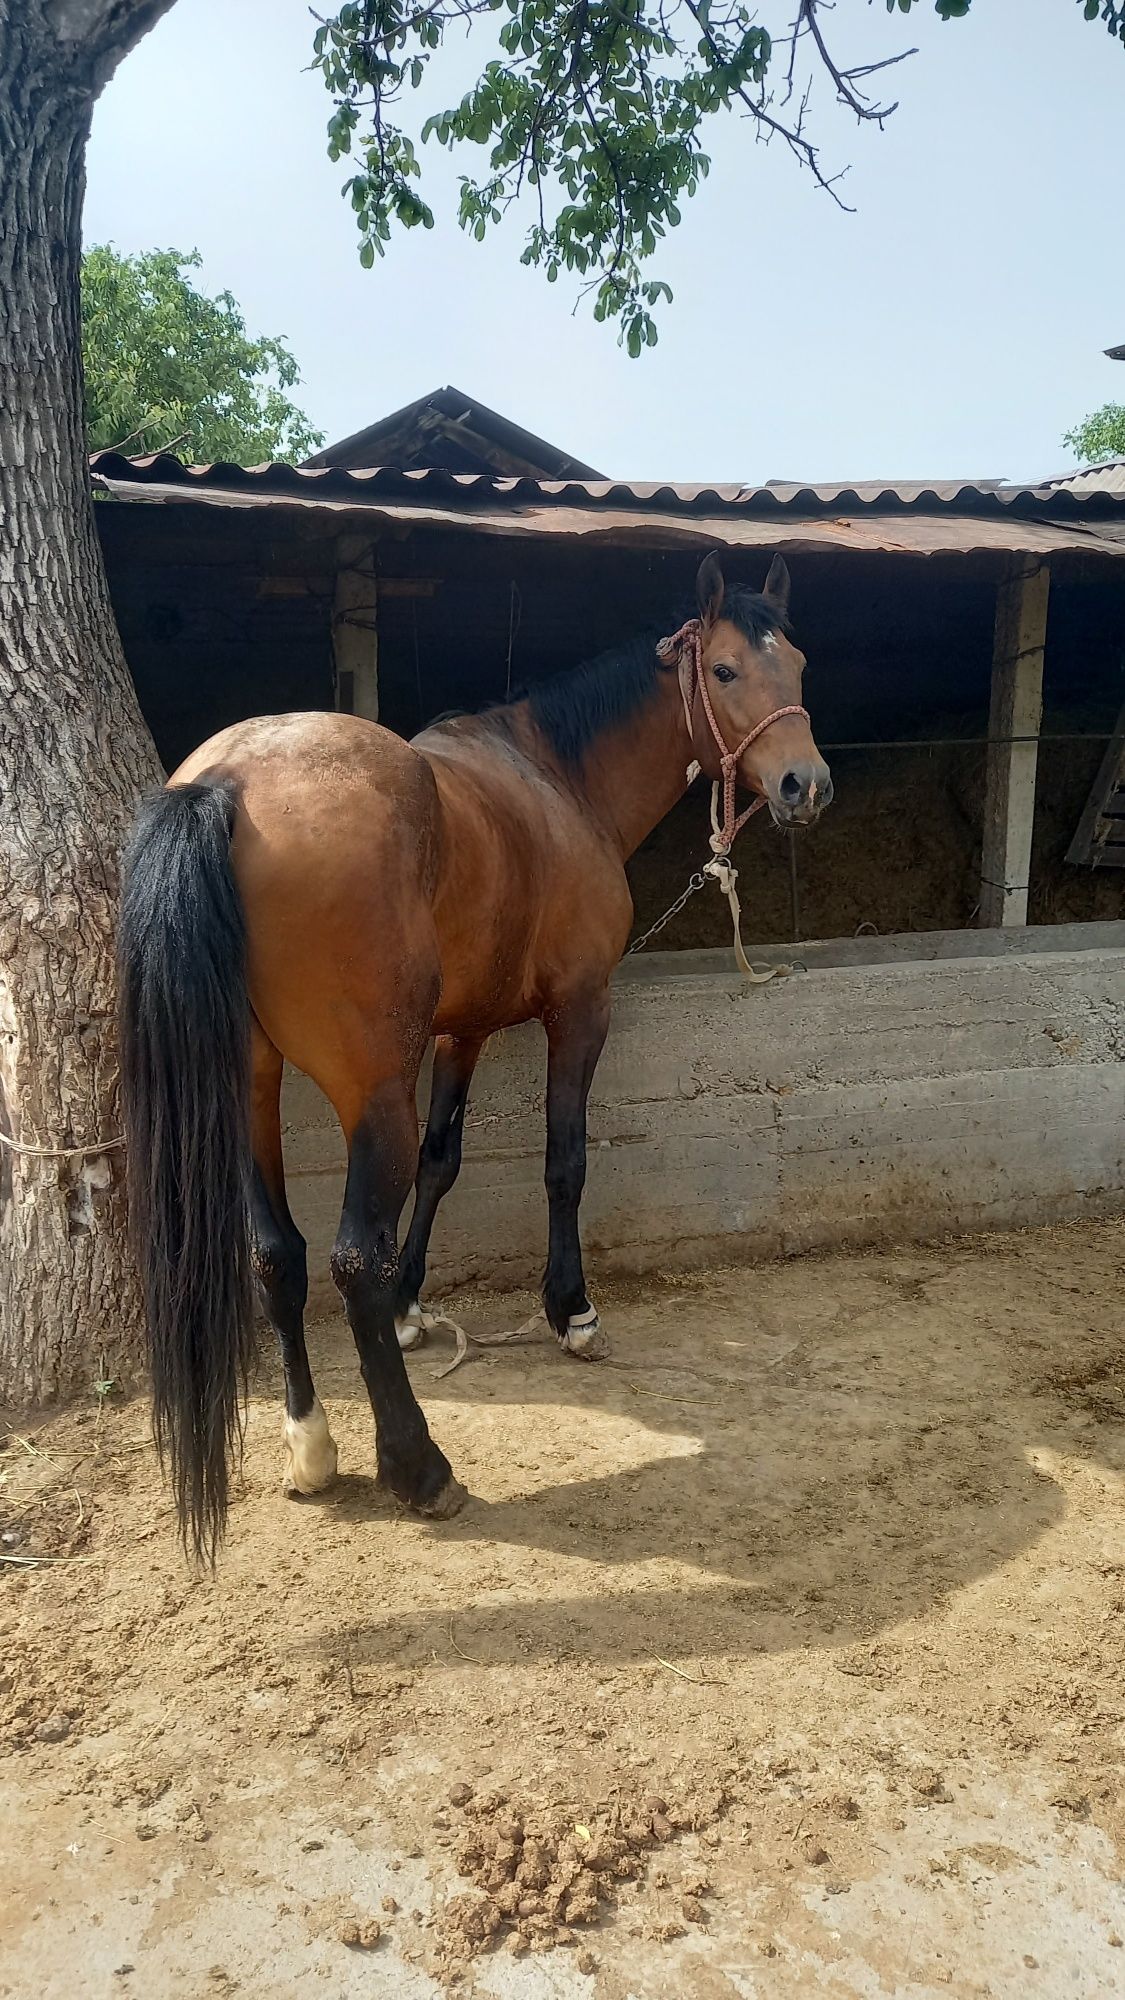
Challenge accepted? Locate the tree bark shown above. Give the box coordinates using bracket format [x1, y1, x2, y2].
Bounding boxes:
[0, 1, 176, 1404]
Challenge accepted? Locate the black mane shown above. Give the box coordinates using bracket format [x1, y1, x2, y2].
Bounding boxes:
[421, 587, 787, 765]
[524, 633, 662, 765]
[521, 586, 784, 765]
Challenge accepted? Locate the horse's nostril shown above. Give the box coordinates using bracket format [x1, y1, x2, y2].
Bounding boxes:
[779, 770, 804, 805]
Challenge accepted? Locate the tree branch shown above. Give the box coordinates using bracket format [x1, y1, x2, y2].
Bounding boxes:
[681, 0, 854, 210]
[40, 0, 180, 91]
[573, 64, 627, 275]
[309, 0, 494, 72]
[800, 0, 915, 125]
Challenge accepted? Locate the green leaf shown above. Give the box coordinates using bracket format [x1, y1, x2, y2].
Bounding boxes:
[80, 244, 324, 465]
[309, 0, 1019, 346]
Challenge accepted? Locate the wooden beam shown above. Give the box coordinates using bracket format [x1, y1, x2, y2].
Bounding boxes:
[979, 557, 1050, 927]
[332, 536, 378, 720]
[1065, 697, 1125, 868]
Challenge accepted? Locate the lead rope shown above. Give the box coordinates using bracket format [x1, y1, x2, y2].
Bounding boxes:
[703, 846, 783, 985]
[416, 1299, 601, 1378]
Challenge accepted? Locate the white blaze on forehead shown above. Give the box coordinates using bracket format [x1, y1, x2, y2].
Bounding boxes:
[761, 632, 778, 652]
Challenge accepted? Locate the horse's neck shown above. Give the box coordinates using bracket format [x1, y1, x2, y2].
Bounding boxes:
[574, 678, 694, 858]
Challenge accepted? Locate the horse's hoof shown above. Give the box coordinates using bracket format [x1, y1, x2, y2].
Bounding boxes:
[282, 1399, 339, 1495]
[560, 1310, 610, 1361]
[417, 1474, 469, 1520]
[395, 1304, 426, 1351]
[378, 1445, 467, 1518]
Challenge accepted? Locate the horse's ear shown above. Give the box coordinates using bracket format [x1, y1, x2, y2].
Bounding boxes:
[762, 554, 791, 620]
[696, 551, 725, 626]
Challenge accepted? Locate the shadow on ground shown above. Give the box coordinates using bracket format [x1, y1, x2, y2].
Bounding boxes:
[276, 1224, 1124, 1673]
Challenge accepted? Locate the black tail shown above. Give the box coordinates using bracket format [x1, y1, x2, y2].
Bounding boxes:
[118, 782, 254, 1562]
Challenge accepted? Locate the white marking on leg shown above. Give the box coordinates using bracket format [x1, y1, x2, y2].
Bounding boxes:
[560, 1304, 610, 1359]
[282, 1397, 338, 1494]
[395, 1302, 426, 1351]
[396, 1300, 474, 1373]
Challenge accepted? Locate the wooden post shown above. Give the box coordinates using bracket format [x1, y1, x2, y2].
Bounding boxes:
[979, 557, 1050, 928]
[332, 536, 378, 720]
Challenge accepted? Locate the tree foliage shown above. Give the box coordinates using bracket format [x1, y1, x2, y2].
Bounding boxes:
[81, 245, 324, 463]
[1064, 403, 1125, 465]
[312, 0, 1123, 354]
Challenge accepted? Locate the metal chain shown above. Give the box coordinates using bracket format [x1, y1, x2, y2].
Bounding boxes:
[626, 868, 709, 955]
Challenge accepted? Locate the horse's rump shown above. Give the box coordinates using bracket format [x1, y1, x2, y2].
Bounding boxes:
[174, 711, 445, 1121]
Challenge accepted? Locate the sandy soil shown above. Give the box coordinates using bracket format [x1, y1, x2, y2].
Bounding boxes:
[2, 1219, 1125, 1998]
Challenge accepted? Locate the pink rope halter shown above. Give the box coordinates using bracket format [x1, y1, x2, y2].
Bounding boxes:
[656, 618, 810, 853]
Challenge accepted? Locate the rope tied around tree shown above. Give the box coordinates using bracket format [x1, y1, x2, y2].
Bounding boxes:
[0, 1129, 125, 1160]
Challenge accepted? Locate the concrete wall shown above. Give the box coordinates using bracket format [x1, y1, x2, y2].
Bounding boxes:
[283, 925, 1125, 1301]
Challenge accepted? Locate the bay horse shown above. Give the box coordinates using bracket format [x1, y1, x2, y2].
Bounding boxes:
[118, 552, 831, 1559]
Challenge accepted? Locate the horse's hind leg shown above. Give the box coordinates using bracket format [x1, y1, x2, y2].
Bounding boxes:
[332, 1068, 466, 1519]
[249, 1020, 338, 1495]
[395, 1034, 484, 1349]
[543, 989, 612, 1358]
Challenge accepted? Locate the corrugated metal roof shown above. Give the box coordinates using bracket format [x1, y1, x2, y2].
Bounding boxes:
[88, 461, 1125, 562]
[1038, 459, 1125, 497]
[758, 477, 1014, 503]
[89, 452, 1125, 521]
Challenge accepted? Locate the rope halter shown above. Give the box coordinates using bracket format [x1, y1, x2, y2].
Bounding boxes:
[655, 616, 812, 985]
[656, 617, 810, 855]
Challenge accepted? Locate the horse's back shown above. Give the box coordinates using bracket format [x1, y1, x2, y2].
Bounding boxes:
[417, 717, 633, 1032]
[171, 711, 443, 1118]
[173, 708, 434, 817]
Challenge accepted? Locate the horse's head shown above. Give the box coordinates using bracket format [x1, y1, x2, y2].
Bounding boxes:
[689, 551, 832, 829]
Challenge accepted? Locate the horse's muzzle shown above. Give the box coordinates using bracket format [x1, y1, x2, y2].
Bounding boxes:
[769, 761, 833, 828]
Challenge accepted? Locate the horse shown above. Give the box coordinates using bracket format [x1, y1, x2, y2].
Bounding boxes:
[118, 551, 831, 1560]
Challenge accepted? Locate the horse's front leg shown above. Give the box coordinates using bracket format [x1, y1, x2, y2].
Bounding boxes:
[543, 990, 611, 1358]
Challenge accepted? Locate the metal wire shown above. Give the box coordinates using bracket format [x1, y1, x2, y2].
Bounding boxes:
[821, 731, 1113, 751]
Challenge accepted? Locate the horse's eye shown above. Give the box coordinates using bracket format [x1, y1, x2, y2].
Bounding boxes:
[712, 664, 737, 685]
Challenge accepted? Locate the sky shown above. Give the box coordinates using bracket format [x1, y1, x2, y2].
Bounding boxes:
[85, 0, 1125, 486]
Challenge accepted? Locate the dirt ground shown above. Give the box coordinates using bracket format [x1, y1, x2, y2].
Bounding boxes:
[3, 1219, 1125, 1999]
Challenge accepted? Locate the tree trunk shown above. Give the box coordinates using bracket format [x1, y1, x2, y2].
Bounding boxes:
[0, 3, 175, 1404]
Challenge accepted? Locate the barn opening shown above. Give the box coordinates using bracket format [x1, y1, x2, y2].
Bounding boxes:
[92, 421, 1125, 953]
